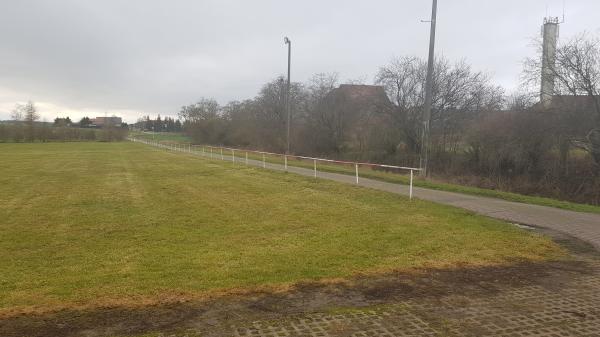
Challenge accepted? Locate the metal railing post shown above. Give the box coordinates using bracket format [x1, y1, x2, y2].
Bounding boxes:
[314, 159, 317, 178]
[409, 170, 414, 200]
[232, 149, 235, 164]
[284, 155, 288, 171]
[245, 152, 248, 165]
[355, 163, 359, 184]
[220, 148, 224, 160]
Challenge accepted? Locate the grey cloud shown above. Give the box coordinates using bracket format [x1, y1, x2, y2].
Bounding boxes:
[0, 0, 598, 122]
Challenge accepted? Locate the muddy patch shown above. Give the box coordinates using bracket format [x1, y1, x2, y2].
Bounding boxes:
[2, 231, 598, 337]
[1, 258, 595, 337]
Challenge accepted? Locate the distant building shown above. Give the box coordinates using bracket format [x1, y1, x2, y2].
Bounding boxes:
[540, 17, 560, 108]
[93, 116, 122, 128]
[536, 16, 598, 115]
[323, 84, 392, 114]
[545, 95, 600, 111]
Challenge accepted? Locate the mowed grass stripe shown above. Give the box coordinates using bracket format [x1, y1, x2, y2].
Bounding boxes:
[0, 142, 563, 314]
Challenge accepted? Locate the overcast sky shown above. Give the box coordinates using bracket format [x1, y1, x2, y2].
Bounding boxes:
[1, 0, 599, 123]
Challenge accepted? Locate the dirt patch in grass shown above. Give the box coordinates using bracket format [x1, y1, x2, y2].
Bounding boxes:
[1, 255, 594, 337]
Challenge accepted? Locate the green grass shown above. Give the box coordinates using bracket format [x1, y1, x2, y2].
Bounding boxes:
[0, 142, 562, 315]
[129, 131, 191, 143]
[405, 177, 600, 214]
[201, 147, 600, 215]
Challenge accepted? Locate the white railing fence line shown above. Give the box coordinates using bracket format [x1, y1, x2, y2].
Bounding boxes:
[128, 137, 421, 200]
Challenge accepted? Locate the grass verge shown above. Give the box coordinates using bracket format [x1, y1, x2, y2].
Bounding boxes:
[129, 131, 191, 143]
[195, 146, 600, 215]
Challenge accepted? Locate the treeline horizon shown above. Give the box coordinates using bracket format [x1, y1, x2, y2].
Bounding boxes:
[134, 115, 182, 132]
[0, 102, 127, 142]
[165, 32, 600, 205]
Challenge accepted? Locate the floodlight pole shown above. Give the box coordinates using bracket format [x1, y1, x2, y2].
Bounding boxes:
[421, 0, 437, 177]
[284, 36, 292, 154]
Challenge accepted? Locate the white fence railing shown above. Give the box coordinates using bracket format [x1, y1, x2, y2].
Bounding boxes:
[129, 137, 421, 200]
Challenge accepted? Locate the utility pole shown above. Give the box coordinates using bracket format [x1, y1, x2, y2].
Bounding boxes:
[421, 0, 437, 177]
[284, 37, 292, 154]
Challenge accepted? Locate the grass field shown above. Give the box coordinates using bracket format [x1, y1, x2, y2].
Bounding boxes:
[0, 142, 563, 316]
[189, 144, 600, 214]
[129, 131, 191, 143]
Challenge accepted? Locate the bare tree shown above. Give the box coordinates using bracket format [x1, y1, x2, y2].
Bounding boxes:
[178, 98, 225, 144]
[523, 33, 600, 169]
[22, 101, 39, 142]
[307, 73, 339, 104]
[506, 92, 537, 111]
[252, 76, 306, 151]
[431, 59, 504, 153]
[375, 56, 503, 156]
[179, 98, 220, 123]
[299, 73, 340, 153]
[375, 56, 425, 153]
[23, 101, 39, 123]
[555, 35, 600, 168]
[10, 103, 24, 121]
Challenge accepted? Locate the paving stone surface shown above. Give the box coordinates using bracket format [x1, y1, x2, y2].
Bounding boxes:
[226, 263, 600, 336]
[148, 257, 600, 337]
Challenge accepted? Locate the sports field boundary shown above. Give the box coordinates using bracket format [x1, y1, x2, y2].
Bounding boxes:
[129, 137, 422, 199]
[129, 137, 600, 250]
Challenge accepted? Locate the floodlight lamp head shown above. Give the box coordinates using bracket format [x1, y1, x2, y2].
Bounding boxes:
[284, 37, 290, 44]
